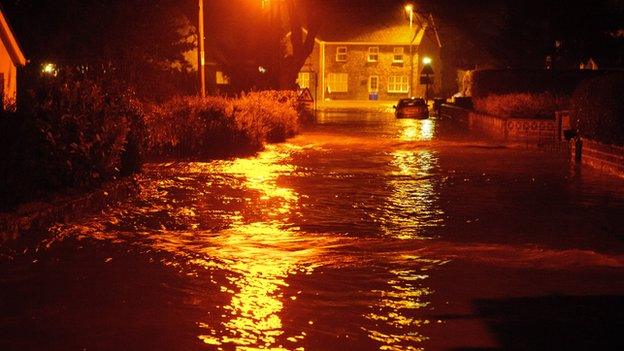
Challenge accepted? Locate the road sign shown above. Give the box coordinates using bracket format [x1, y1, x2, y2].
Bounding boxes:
[420, 75, 433, 85]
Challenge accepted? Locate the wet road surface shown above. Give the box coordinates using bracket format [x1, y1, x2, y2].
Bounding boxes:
[2, 111, 624, 350]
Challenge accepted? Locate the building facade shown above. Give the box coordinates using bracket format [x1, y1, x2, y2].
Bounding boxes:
[0, 9, 26, 110]
[297, 21, 441, 102]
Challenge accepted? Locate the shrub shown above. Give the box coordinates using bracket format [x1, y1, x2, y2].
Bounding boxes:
[146, 96, 239, 157]
[470, 69, 612, 98]
[571, 73, 624, 146]
[146, 90, 301, 159]
[1, 73, 145, 211]
[235, 91, 300, 143]
[474, 93, 569, 119]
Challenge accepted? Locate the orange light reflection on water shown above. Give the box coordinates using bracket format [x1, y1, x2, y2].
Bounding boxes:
[363, 266, 436, 351]
[382, 149, 443, 240]
[398, 118, 434, 142]
[197, 144, 315, 350]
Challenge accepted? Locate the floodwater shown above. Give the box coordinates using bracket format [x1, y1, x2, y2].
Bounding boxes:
[2, 111, 624, 350]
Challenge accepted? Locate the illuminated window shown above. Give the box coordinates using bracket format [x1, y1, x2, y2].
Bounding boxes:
[336, 47, 347, 62]
[388, 76, 409, 93]
[368, 47, 379, 62]
[327, 73, 348, 93]
[369, 75, 379, 92]
[393, 47, 405, 63]
[216, 71, 230, 85]
[297, 72, 311, 89]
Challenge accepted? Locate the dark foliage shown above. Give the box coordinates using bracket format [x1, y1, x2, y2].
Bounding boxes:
[469, 69, 614, 98]
[4, 0, 197, 101]
[474, 93, 569, 119]
[571, 73, 624, 146]
[1, 73, 145, 211]
[146, 91, 301, 159]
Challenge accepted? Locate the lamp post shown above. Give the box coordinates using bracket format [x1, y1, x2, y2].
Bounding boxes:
[421, 56, 433, 101]
[198, 0, 206, 97]
[405, 4, 415, 97]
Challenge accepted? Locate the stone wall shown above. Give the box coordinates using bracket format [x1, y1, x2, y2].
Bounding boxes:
[507, 118, 558, 143]
[468, 112, 559, 145]
[575, 139, 624, 179]
[468, 112, 507, 140]
[0, 177, 139, 243]
[439, 104, 469, 123]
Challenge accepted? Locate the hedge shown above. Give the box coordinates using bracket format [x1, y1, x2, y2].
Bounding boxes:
[145, 91, 301, 159]
[571, 73, 624, 146]
[468, 69, 613, 98]
[474, 93, 569, 119]
[1, 74, 145, 211]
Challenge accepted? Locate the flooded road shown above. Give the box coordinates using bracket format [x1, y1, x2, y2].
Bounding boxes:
[2, 111, 624, 350]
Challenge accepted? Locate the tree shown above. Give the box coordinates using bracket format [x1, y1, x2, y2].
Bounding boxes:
[205, 0, 321, 91]
[6, 0, 197, 100]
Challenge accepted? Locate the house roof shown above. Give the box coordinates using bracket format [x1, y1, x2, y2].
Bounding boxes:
[0, 8, 26, 66]
[339, 23, 418, 44]
[317, 13, 441, 47]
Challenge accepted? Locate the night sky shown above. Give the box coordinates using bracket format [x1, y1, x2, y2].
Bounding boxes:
[3, 0, 623, 92]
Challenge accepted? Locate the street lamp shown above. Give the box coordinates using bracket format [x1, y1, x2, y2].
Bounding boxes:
[198, 0, 206, 97]
[421, 56, 433, 100]
[404, 4, 414, 29]
[405, 3, 415, 96]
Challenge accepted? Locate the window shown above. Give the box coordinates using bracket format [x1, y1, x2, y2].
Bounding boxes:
[393, 47, 404, 63]
[327, 73, 348, 93]
[336, 47, 347, 62]
[368, 47, 379, 62]
[297, 72, 311, 89]
[388, 76, 409, 93]
[216, 71, 230, 85]
[369, 76, 379, 92]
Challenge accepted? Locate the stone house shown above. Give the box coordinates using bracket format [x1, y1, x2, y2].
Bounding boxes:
[0, 8, 26, 109]
[296, 17, 441, 102]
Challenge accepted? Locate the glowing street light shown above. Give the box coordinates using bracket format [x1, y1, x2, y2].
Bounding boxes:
[405, 4, 414, 29]
[421, 57, 434, 101]
[41, 62, 58, 77]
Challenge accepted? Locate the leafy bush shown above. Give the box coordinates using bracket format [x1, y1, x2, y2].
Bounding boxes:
[474, 93, 569, 119]
[146, 90, 301, 158]
[1, 73, 145, 211]
[571, 73, 624, 146]
[470, 69, 611, 98]
[235, 91, 300, 143]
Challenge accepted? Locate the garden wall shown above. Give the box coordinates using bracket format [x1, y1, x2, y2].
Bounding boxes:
[468, 112, 560, 145]
[439, 104, 469, 123]
[573, 139, 624, 179]
[0, 177, 138, 242]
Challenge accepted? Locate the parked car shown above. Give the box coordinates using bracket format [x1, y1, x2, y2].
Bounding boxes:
[394, 98, 429, 119]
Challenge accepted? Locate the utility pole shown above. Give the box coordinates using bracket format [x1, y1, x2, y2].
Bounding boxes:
[407, 5, 414, 97]
[405, 4, 415, 97]
[198, 0, 206, 97]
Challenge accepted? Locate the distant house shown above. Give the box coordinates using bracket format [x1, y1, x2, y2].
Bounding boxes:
[0, 8, 26, 109]
[295, 15, 442, 102]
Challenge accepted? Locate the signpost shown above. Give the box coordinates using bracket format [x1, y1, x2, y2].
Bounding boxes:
[420, 60, 434, 101]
